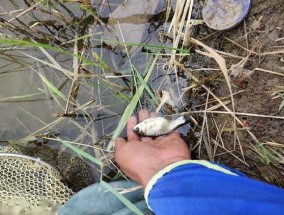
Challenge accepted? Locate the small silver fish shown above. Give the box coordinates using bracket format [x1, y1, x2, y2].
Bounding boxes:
[133, 116, 186, 136]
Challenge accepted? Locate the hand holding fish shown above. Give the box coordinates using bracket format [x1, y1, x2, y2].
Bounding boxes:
[115, 109, 191, 188]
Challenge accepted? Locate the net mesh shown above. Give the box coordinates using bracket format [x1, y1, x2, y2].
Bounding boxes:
[0, 146, 75, 215]
[22, 145, 97, 192]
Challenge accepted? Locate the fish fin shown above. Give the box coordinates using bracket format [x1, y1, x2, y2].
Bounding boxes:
[175, 116, 186, 125]
[165, 115, 172, 121]
[181, 114, 190, 123]
[170, 115, 187, 130]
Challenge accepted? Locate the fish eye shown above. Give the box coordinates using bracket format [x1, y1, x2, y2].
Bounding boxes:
[133, 127, 140, 132]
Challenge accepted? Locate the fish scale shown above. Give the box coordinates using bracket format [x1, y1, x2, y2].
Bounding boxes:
[133, 116, 186, 136]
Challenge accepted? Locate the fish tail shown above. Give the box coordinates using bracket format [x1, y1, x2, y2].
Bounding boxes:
[172, 116, 186, 128]
[176, 115, 186, 124]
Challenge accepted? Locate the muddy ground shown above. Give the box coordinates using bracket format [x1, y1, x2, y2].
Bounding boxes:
[189, 0, 284, 186]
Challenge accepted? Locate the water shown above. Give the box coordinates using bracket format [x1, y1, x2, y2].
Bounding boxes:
[0, 0, 190, 156]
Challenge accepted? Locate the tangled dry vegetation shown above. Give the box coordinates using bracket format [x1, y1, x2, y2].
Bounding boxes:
[170, 0, 284, 187]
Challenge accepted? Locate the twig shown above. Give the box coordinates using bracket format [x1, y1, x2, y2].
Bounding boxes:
[224, 36, 257, 54]
[182, 110, 284, 120]
[191, 38, 237, 148]
[252, 68, 284, 77]
[8, 3, 39, 22]
[225, 36, 284, 56]
[215, 50, 244, 59]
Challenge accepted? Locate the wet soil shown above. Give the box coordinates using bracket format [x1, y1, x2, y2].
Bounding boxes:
[190, 0, 284, 186]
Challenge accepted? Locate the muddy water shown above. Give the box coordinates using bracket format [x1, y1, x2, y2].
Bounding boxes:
[0, 0, 192, 191]
[91, 0, 191, 138]
[0, 1, 86, 141]
[0, 0, 190, 143]
[0, 0, 189, 147]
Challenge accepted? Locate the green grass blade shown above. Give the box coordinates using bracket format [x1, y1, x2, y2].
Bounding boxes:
[0, 38, 64, 52]
[131, 65, 159, 105]
[100, 181, 144, 215]
[23, 52, 123, 91]
[38, 46, 63, 69]
[38, 73, 68, 101]
[0, 38, 106, 68]
[107, 55, 158, 151]
[59, 139, 103, 166]
[0, 92, 43, 102]
[93, 52, 109, 70]
[63, 34, 92, 45]
[22, 52, 73, 77]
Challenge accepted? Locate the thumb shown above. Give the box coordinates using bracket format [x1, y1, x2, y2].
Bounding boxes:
[114, 138, 127, 150]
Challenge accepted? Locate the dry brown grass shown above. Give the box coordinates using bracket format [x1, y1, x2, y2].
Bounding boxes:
[168, 0, 284, 186]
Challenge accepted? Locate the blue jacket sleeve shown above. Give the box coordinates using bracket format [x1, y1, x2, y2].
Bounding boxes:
[145, 160, 284, 215]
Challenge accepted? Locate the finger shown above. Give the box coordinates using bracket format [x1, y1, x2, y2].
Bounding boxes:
[150, 131, 181, 146]
[138, 109, 150, 122]
[141, 137, 153, 143]
[127, 116, 139, 141]
[154, 130, 180, 141]
[155, 135, 165, 141]
[150, 112, 157, 117]
[171, 129, 180, 135]
[138, 109, 153, 142]
[114, 138, 127, 150]
[169, 130, 181, 136]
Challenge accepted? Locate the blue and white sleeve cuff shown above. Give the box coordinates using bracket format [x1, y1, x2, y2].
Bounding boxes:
[144, 160, 239, 209]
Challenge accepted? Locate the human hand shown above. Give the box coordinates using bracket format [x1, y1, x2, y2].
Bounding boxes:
[115, 109, 191, 188]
